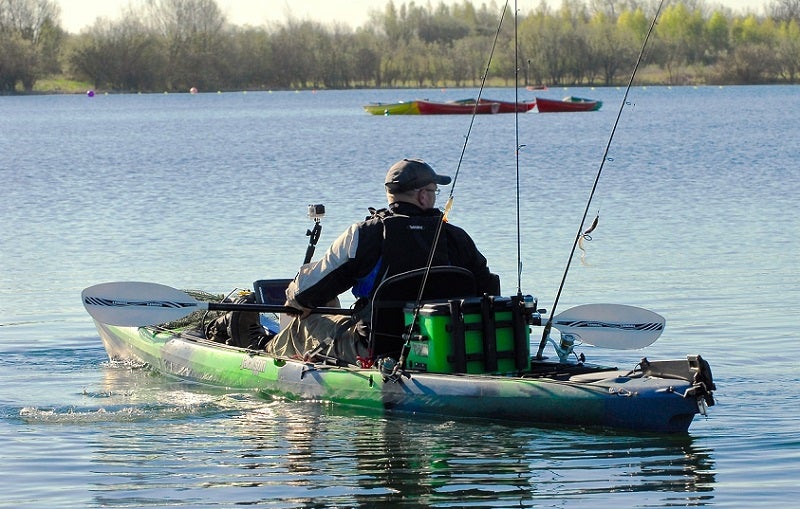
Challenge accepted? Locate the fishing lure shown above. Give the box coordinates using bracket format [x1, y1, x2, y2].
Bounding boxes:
[578, 213, 599, 265]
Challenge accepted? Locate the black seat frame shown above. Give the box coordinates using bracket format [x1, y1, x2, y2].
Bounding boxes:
[367, 266, 477, 357]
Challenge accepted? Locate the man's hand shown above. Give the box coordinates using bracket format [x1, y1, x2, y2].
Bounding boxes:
[284, 304, 312, 320]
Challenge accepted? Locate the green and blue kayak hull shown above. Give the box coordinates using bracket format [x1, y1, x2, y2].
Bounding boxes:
[94, 321, 712, 433]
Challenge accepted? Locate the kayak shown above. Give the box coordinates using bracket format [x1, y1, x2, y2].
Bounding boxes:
[416, 99, 501, 115]
[536, 96, 603, 112]
[363, 101, 420, 115]
[84, 280, 716, 434]
[453, 98, 537, 113]
[91, 321, 713, 433]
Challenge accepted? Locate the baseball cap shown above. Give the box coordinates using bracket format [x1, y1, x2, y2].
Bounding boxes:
[384, 158, 452, 192]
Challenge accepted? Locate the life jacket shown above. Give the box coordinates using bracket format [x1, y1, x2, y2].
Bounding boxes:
[380, 213, 450, 277]
[352, 207, 449, 300]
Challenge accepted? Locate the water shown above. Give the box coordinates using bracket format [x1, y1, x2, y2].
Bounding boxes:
[1, 85, 798, 507]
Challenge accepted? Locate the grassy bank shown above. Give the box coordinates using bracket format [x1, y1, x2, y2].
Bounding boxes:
[21, 64, 711, 95]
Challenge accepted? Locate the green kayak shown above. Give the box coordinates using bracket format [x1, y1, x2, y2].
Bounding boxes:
[85, 279, 715, 434]
[363, 101, 420, 115]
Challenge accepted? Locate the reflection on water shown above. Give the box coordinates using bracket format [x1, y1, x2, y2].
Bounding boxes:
[83, 385, 715, 508]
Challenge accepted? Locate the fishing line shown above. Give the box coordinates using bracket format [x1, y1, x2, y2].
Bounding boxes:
[414, 0, 509, 297]
[514, 0, 524, 295]
[445, 0, 510, 200]
[396, 1, 511, 372]
[534, 0, 666, 360]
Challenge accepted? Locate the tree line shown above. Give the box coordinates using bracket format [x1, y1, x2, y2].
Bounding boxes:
[2, 0, 799, 94]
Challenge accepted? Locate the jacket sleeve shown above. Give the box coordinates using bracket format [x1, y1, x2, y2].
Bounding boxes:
[285, 221, 383, 308]
[285, 224, 360, 308]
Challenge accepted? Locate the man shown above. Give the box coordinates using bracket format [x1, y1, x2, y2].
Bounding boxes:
[265, 158, 497, 365]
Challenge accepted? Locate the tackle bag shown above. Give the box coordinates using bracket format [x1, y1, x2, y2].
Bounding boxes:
[205, 292, 271, 349]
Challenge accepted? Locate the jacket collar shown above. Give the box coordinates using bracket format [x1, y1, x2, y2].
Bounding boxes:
[388, 201, 442, 217]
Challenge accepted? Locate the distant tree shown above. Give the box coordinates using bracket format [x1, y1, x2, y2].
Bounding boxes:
[417, 3, 471, 44]
[317, 23, 358, 89]
[769, 0, 800, 22]
[489, 4, 517, 85]
[521, 7, 571, 85]
[407, 37, 435, 87]
[653, 2, 704, 83]
[0, 33, 29, 91]
[379, 41, 403, 87]
[586, 11, 634, 85]
[725, 43, 780, 83]
[351, 27, 382, 87]
[270, 18, 330, 89]
[617, 4, 650, 40]
[227, 26, 274, 89]
[69, 15, 163, 91]
[10, 0, 800, 93]
[737, 13, 781, 47]
[705, 10, 730, 60]
[145, 0, 230, 91]
[775, 18, 800, 81]
[0, 0, 62, 92]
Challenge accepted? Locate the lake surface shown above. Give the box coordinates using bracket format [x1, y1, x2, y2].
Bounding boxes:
[1, 85, 798, 507]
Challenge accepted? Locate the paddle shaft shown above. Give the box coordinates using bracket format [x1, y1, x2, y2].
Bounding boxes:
[83, 282, 662, 348]
[205, 301, 351, 316]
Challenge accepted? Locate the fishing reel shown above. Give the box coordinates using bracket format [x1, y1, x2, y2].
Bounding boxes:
[522, 294, 543, 325]
[547, 333, 585, 364]
[550, 334, 576, 363]
[377, 356, 409, 383]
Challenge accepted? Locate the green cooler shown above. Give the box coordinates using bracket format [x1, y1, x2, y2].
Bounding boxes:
[404, 295, 531, 374]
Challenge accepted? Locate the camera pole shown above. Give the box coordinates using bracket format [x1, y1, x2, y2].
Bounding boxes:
[303, 204, 325, 264]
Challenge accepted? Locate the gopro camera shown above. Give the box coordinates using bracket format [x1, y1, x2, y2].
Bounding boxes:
[307, 204, 325, 219]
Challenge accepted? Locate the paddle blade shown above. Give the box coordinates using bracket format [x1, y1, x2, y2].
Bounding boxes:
[82, 282, 205, 326]
[552, 303, 665, 349]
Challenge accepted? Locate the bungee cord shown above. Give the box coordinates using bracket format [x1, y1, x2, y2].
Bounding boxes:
[534, 0, 667, 360]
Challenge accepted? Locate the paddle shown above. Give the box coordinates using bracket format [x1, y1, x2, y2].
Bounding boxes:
[82, 282, 352, 327]
[548, 303, 665, 350]
[83, 282, 664, 349]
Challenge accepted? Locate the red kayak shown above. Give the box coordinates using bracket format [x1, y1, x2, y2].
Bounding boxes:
[454, 98, 536, 113]
[417, 99, 500, 115]
[536, 96, 602, 113]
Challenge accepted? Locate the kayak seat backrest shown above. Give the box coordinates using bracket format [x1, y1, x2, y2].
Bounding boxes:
[253, 279, 293, 305]
[368, 266, 477, 357]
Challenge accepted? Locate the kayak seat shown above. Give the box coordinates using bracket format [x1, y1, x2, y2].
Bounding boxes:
[253, 278, 293, 305]
[368, 266, 477, 358]
[252, 278, 294, 336]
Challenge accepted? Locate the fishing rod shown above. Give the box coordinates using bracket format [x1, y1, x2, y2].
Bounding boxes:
[514, 0, 523, 296]
[534, 0, 667, 360]
[394, 0, 511, 375]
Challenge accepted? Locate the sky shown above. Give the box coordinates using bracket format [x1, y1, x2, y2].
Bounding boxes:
[58, 0, 772, 34]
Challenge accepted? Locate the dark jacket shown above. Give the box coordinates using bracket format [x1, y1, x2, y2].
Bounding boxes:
[285, 201, 496, 308]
